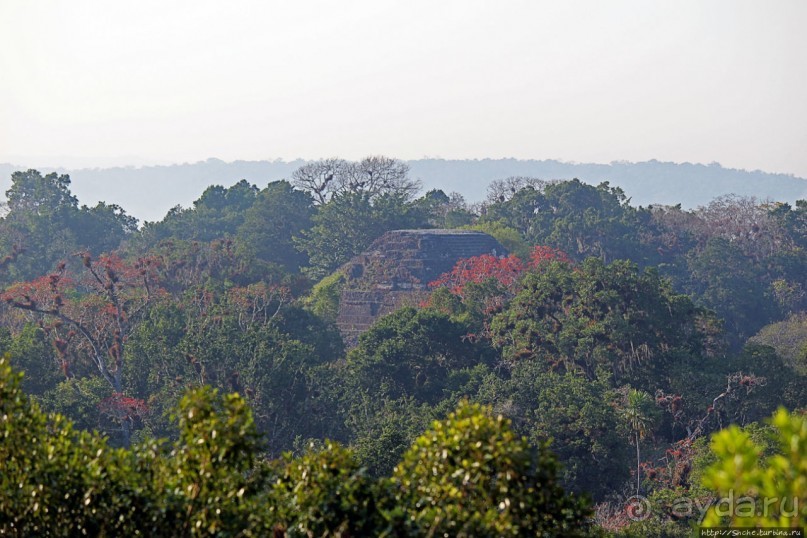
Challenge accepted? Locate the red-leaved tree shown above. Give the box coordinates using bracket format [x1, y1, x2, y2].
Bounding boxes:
[2, 252, 163, 445]
[528, 245, 571, 267]
[423, 246, 572, 338]
[428, 245, 571, 298]
[429, 254, 526, 297]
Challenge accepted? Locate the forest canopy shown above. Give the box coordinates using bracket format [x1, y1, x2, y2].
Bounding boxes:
[0, 160, 804, 535]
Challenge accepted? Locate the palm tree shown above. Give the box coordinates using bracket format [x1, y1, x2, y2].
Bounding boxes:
[620, 388, 656, 496]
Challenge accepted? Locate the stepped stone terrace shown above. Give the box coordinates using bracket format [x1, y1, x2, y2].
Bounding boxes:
[336, 229, 507, 346]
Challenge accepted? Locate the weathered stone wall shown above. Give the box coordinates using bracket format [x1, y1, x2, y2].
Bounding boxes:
[336, 229, 507, 346]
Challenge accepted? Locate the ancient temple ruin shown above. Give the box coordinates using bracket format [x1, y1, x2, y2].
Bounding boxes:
[336, 229, 506, 345]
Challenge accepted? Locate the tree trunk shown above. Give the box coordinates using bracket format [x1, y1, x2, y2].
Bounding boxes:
[121, 419, 132, 449]
[108, 360, 131, 448]
[635, 432, 641, 496]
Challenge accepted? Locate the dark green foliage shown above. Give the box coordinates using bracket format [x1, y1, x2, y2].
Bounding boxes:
[1, 166, 805, 537]
[295, 192, 427, 279]
[237, 180, 314, 271]
[0, 359, 594, 536]
[295, 192, 381, 278]
[476, 365, 629, 500]
[482, 179, 651, 265]
[339, 307, 488, 475]
[347, 307, 486, 404]
[73, 201, 139, 253]
[0, 324, 62, 396]
[348, 396, 434, 478]
[38, 375, 110, 433]
[410, 188, 475, 228]
[137, 179, 259, 245]
[0, 170, 137, 281]
[721, 343, 805, 423]
[124, 291, 343, 452]
[686, 237, 778, 346]
[770, 199, 807, 249]
[490, 258, 709, 387]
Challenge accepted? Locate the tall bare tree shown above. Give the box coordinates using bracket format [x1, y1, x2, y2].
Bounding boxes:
[339, 156, 420, 201]
[485, 176, 553, 204]
[291, 158, 348, 205]
[291, 156, 420, 204]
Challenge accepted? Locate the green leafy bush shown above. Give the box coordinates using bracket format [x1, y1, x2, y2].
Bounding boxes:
[385, 400, 594, 537]
[701, 407, 806, 528]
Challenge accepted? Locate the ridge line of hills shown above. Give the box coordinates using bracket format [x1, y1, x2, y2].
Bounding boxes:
[2, 158, 806, 223]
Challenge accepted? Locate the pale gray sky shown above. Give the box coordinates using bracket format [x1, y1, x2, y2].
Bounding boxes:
[1, 0, 806, 176]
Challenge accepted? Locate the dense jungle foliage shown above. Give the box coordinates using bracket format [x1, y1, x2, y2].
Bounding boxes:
[0, 160, 805, 535]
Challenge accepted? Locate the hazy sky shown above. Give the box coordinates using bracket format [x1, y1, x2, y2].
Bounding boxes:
[2, 0, 806, 177]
